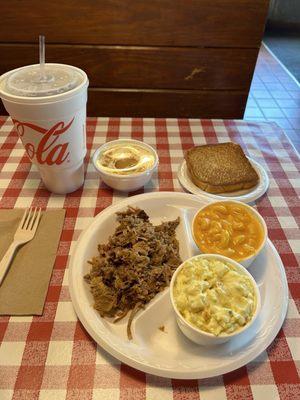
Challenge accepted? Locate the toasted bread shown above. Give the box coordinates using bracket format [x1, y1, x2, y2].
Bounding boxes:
[185, 142, 259, 194]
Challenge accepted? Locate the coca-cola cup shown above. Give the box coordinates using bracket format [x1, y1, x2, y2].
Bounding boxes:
[0, 63, 89, 194]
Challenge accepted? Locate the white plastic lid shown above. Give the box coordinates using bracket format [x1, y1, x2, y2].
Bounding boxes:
[3, 64, 84, 97]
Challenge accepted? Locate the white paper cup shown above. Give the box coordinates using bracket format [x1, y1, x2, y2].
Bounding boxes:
[0, 63, 89, 194]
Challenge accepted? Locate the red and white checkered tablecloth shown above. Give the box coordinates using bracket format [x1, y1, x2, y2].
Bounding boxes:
[0, 116, 299, 400]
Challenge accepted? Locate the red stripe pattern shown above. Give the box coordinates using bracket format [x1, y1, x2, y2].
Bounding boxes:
[0, 116, 299, 400]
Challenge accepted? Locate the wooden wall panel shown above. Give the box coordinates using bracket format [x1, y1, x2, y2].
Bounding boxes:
[0, 0, 269, 118]
[0, 0, 269, 47]
[0, 45, 258, 90]
[0, 89, 248, 118]
[87, 89, 248, 118]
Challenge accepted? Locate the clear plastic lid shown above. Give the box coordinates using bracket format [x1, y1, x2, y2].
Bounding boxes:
[3, 64, 84, 97]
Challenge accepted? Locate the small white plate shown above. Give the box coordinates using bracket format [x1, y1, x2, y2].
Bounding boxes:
[177, 158, 269, 203]
[69, 192, 288, 379]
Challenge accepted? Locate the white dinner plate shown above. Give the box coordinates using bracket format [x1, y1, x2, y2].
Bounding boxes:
[69, 192, 288, 379]
[177, 158, 269, 203]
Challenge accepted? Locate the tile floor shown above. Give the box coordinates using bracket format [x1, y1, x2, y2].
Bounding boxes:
[244, 44, 300, 152]
[264, 32, 300, 84]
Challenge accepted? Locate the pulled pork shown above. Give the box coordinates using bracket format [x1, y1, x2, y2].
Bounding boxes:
[84, 206, 181, 339]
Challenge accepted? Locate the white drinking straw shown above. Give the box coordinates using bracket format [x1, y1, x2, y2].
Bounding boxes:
[39, 35, 46, 81]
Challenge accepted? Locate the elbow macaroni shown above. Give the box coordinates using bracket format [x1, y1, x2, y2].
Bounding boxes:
[193, 202, 264, 261]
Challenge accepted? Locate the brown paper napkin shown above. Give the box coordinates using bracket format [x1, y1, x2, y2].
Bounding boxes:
[0, 209, 65, 315]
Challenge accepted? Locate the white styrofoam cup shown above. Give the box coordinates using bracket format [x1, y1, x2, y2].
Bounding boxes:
[0, 63, 89, 194]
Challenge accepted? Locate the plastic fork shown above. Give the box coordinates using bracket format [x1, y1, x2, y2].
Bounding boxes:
[0, 207, 42, 285]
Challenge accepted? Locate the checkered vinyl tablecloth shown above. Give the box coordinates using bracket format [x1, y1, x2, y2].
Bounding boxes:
[0, 116, 299, 400]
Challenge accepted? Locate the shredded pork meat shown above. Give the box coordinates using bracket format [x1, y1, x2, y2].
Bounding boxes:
[84, 206, 181, 339]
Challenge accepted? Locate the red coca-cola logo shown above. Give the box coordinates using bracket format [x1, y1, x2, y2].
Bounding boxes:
[12, 118, 74, 165]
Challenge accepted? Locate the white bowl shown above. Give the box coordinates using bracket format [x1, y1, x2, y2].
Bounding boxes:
[92, 139, 159, 192]
[192, 200, 268, 268]
[170, 254, 261, 346]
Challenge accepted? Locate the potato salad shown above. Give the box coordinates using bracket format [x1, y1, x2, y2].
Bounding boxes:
[173, 257, 257, 336]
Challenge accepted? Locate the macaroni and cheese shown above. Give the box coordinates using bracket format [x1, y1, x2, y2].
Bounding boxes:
[193, 201, 264, 261]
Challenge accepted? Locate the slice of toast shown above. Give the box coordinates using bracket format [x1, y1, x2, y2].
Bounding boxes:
[185, 142, 259, 194]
